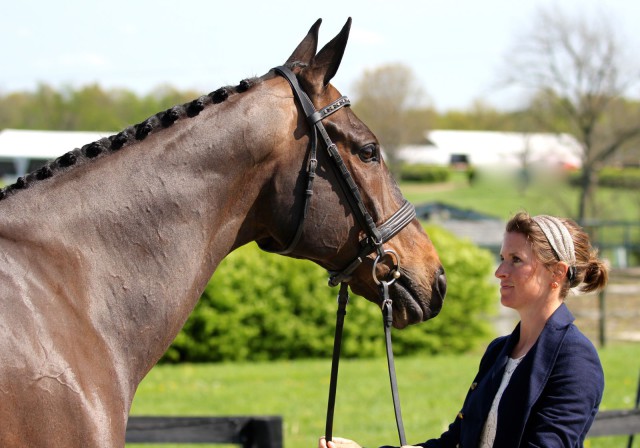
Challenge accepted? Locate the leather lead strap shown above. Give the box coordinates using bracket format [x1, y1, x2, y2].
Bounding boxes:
[382, 281, 407, 446]
[325, 282, 349, 442]
[325, 282, 406, 447]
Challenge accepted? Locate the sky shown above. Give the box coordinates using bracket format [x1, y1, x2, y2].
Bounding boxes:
[2, 0, 639, 111]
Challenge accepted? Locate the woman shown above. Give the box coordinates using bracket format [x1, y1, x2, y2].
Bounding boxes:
[320, 212, 608, 448]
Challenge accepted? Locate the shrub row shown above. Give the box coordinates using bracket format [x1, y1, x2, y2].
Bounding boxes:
[569, 167, 640, 189]
[162, 225, 497, 363]
[599, 167, 640, 189]
[399, 164, 451, 183]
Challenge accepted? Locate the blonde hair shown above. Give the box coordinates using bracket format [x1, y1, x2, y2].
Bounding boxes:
[506, 212, 609, 298]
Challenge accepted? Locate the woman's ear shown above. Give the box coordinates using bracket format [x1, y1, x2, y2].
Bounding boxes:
[555, 261, 570, 280]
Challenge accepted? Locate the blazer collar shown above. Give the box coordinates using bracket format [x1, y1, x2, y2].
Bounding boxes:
[503, 302, 574, 351]
[491, 302, 574, 384]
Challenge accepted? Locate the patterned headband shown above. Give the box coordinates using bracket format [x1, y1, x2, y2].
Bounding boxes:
[532, 215, 577, 282]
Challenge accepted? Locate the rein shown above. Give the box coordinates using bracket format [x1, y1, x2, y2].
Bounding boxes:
[272, 66, 414, 446]
[327, 281, 407, 446]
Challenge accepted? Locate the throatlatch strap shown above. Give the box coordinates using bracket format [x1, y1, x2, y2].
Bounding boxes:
[325, 282, 349, 442]
[272, 65, 381, 249]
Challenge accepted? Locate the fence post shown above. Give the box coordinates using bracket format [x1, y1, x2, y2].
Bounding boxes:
[126, 416, 283, 447]
[628, 369, 640, 448]
[241, 417, 283, 448]
[598, 288, 606, 347]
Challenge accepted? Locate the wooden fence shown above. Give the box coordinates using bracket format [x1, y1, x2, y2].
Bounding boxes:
[124, 411, 638, 446]
[126, 416, 282, 447]
[581, 220, 640, 269]
[588, 408, 640, 439]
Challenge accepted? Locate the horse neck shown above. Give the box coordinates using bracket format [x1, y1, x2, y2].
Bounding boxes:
[0, 81, 289, 380]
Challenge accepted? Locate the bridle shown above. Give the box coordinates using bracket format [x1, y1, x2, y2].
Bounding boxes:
[271, 65, 414, 446]
[270, 65, 416, 284]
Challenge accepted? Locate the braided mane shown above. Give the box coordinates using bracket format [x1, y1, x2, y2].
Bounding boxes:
[0, 77, 262, 202]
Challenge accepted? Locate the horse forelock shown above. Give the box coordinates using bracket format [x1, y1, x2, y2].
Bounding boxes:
[0, 77, 263, 202]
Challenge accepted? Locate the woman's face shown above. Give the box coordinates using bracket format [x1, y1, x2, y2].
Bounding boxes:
[495, 231, 554, 311]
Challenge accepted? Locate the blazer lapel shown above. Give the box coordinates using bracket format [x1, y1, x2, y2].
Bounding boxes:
[490, 324, 519, 384]
[493, 303, 575, 447]
[525, 304, 574, 410]
[463, 329, 519, 446]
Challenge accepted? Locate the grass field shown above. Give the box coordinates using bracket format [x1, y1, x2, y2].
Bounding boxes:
[400, 170, 640, 222]
[129, 343, 640, 448]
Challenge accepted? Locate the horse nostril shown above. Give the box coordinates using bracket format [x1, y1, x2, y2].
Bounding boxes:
[434, 267, 447, 301]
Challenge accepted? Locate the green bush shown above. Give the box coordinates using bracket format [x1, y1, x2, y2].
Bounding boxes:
[569, 167, 640, 189]
[162, 224, 497, 363]
[391, 225, 497, 355]
[599, 167, 640, 189]
[400, 164, 451, 183]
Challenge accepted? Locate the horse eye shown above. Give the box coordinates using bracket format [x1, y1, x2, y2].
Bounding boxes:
[359, 144, 378, 162]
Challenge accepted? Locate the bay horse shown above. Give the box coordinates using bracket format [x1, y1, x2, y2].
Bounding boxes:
[0, 19, 446, 447]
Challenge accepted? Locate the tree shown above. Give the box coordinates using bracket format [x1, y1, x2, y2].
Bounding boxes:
[436, 100, 515, 131]
[502, 5, 640, 221]
[351, 64, 431, 176]
[0, 84, 200, 132]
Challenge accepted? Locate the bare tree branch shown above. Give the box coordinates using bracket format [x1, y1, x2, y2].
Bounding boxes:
[501, 4, 640, 220]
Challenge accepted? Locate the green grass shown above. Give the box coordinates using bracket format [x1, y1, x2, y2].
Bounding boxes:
[400, 171, 640, 222]
[129, 343, 640, 448]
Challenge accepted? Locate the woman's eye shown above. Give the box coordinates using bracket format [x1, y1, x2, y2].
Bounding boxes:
[359, 144, 378, 162]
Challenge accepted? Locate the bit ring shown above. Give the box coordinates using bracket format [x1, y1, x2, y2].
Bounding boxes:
[372, 249, 401, 286]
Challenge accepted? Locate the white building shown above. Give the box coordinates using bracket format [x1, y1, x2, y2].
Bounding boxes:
[398, 130, 583, 170]
[0, 128, 585, 183]
[0, 129, 113, 181]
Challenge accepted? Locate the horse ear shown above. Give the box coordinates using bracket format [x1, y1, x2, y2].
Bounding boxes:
[286, 19, 322, 66]
[308, 17, 352, 87]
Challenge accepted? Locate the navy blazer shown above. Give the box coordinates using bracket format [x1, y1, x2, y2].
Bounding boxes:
[388, 304, 604, 448]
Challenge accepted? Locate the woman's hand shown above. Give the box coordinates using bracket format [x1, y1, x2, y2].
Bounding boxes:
[318, 436, 362, 448]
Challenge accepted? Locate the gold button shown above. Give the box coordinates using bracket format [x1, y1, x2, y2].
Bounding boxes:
[470, 382, 478, 390]
[457, 412, 464, 419]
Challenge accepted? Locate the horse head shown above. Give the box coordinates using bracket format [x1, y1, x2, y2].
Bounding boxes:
[256, 19, 446, 328]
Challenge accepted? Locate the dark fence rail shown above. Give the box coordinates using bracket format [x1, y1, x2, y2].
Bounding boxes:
[581, 220, 640, 268]
[126, 416, 282, 447]
[124, 410, 638, 445]
[588, 409, 640, 437]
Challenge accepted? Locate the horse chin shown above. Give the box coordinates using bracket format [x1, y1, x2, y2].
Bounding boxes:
[349, 273, 442, 330]
[389, 278, 434, 329]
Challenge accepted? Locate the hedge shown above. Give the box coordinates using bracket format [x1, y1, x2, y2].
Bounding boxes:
[162, 225, 497, 363]
[399, 164, 451, 183]
[599, 167, 640, 189]
[569, 167, 640, 189]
